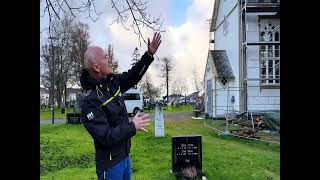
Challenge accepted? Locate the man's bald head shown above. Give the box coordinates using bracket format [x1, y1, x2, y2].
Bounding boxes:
[83, 46, 112, 79]
[83, 46, 105, 69]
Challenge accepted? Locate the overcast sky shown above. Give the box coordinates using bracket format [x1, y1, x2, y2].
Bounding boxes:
[40, 0, 214, 95]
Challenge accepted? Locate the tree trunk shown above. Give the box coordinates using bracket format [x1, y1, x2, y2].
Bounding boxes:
[49, 87, 54, 108]
[185, 94, 187, 106]
[64, 84, 67, 108]
[56, 87, 62, 109]
[166, 67, 169, 104]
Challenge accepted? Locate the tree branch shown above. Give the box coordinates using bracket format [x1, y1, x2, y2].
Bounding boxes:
[63, 0, 76, 17]
[42, 0, 165, 58]
[110, 0, 130, 30]
[47, 0, 61, 20]
[125, 0, 147, 47]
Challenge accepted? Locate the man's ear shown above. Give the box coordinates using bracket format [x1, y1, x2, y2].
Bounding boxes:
[92, 64, 100, 73]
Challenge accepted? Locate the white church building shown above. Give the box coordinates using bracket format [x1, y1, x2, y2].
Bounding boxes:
[204, 0, 280, 118]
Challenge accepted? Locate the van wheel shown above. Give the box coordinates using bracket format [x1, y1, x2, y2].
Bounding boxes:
[133, 107, 140, 116]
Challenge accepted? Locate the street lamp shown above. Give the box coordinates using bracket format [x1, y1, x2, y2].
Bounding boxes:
[49, 36, 58, 124]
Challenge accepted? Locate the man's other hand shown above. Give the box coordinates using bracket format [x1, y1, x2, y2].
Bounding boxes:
[132, 111, 151, 132]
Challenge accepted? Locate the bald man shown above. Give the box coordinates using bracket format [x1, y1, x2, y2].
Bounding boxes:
[80, 32, 161, 180]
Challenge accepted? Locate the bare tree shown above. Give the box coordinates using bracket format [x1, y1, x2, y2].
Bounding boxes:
[70, 21, 90, 86]
[160, 57, 173, 103]
[40, 42, 55, 107]
[131, 47, 140, 66]
[40, 16, 90, 108]
[40, 0, 165, 47]
[192, 66, 204, 93]
[171, 78, 188, 97]
[139, 72, 160, 100]
[199, 80, 204, 93]
[106, 44, 119, 73]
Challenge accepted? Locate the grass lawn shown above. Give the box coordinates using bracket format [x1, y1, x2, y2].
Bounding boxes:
[144, 105, 193, 113]
[40, 117, 280, 180]
[40, 105, 192, 120]
[40, 108, 74, 120]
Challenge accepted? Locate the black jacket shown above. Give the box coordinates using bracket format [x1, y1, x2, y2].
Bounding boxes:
[80, 52, 154, 171]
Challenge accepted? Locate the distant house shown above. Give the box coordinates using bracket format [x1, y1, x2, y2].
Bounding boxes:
[167, 94, 184, 105]
[177, 92, 201, 104]
[204, 0, 280, 118]
[187, 91, 200, 103]
[40, 87, 49, 106]
[66, 87, 83, 102]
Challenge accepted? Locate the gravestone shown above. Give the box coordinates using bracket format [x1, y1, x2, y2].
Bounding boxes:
[66, 92, 83, 124]
[172, 135, 203, 179]
[154, 103, 165, 137]
[66, 113, 81, 124]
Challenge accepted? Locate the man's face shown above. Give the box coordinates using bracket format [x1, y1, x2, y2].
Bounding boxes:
[95, 48, 112, 78]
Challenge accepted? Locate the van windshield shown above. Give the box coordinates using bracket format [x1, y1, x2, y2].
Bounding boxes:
[123, 93, 140, 100]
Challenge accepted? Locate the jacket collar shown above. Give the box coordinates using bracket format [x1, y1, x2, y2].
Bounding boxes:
[80, 69, 114, 90]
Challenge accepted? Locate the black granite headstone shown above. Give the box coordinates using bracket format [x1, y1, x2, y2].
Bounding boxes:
[172, 135, 202, 178]
[66, 113, 81, 124]
[66, 92, 83, 124]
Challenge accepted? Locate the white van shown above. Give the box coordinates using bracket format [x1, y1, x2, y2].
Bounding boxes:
[123, 87, 144, 116]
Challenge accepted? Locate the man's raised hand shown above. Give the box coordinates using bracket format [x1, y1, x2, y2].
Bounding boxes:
[147, 32, 162, 56]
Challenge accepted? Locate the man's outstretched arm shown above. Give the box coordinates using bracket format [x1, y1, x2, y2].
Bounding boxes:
[118, 32, 162, 93]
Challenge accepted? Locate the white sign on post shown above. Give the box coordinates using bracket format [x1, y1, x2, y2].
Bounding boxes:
[155, 105, 165, 137]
